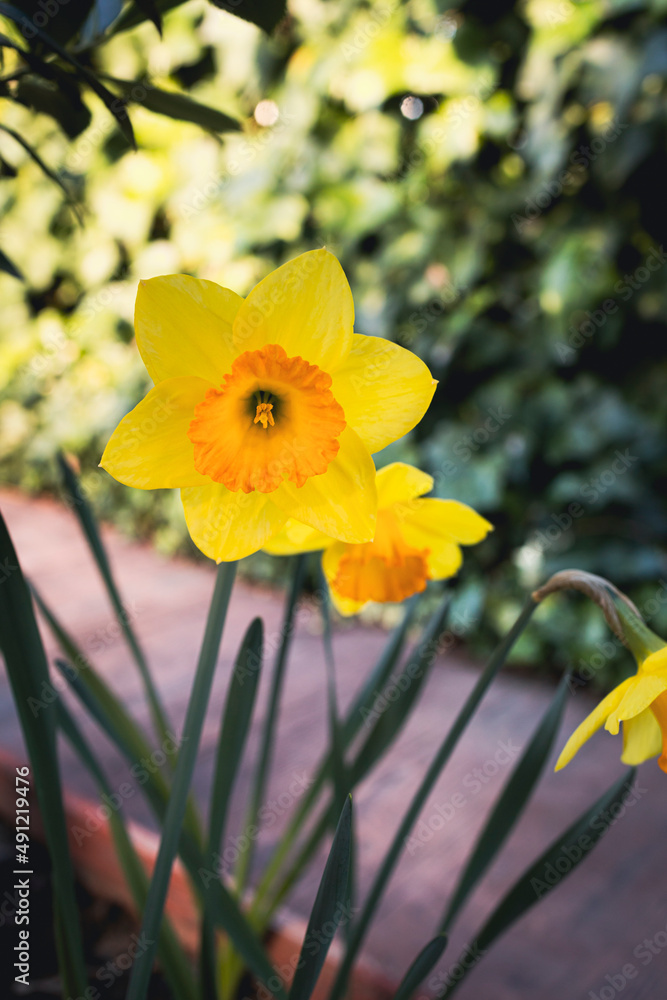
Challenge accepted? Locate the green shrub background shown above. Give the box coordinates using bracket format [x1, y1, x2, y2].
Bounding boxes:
[1, 0, 666, 686]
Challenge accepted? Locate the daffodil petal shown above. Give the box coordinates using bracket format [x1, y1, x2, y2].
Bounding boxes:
[621, 708, 663, 765]
[403, 498, 493, 545]
[263, 519, 333, 556]
[376, 462, 434, 507]
[232, 250, 354, 373]
[322, 544, 366, 616]
[554, 677, 635, 771]
[638, 646, 667, 676]
[273, 427, 377, 543]
[100, 377, 211, 488]
[398, 498, 491, 579]
[605, 674, 667, 734]
[422, 539, 462, 580]
[135, 275, 243, 384]
[331, 334, 437, 453]
[181, 484, 286, 562]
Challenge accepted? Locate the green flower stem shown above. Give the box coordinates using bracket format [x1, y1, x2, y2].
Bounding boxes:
[250, 598, 420, 924]
[234, 554, 307, 895]
[127, 561, 237, 1000]
[327, 596, 539, 1000]
[57, 453, 174, 751]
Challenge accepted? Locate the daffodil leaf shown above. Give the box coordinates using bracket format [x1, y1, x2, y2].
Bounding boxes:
[126, 562, 277, 1000]
[34, 586, 194, 838]
[327, 598, 539, 1000]
[318, 565, 347, 818]
[208, 616, 264, 853]
[393, 935, 449, 1000]
[289, 796, 353, 1000]
[202, 616, 264, 994]
[236, 553, 307, 893]
[251, 595, 418, 916]
[441, 767, 638, 998]
[56, 699, 198, 1000]
[57, 452, 172, 752]
[40, 594, 283, 999]
[343, 594, 419, 742]
[0, 510, 88, 997]
[349, 590, 451, 784]
[440, 672, 571, 932]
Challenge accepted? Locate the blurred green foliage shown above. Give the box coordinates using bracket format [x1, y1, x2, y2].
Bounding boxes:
[1, 0, 667, 687]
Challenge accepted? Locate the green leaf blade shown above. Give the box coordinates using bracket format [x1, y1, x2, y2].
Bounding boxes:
[114, 79, 242, 132]
[289, 796, 353, 1000]
[442, 768, 638, 998]
[0, 509, 88, 997]
[440, 672, 570, 933]
[393, 934, 448, 1000]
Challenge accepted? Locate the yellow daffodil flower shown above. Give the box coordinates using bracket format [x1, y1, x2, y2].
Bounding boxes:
[556, 646, 667, 773]
[264, 462, 493, 615]
[100, 251, 436, 561]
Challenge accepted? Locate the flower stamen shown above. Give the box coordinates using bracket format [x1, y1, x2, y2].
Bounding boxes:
[254, 401, 275, 428]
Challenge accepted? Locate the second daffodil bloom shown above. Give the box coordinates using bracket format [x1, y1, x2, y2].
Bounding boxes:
[556, 645, 667, 774]
[100, 251, 436, 560]
[264, 462, 493, 615]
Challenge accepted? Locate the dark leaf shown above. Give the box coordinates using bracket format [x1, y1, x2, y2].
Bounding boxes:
[440, 769, 638, 998]
[393, 935, 449, 1000]
[14, 75, 91, 138]
[113, 77, 241, 132]
[440, 673, 571, 932]
[109, 0, 186, 36]
[0, 246, 23, 279]
[0, 3, 135, 147]
[209, 0, 287, 34]
[8, 0, 96, 46]
[289, 797, 353, 1000]
[0, 123, 78, 207]
[0, 509, 87, 994]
